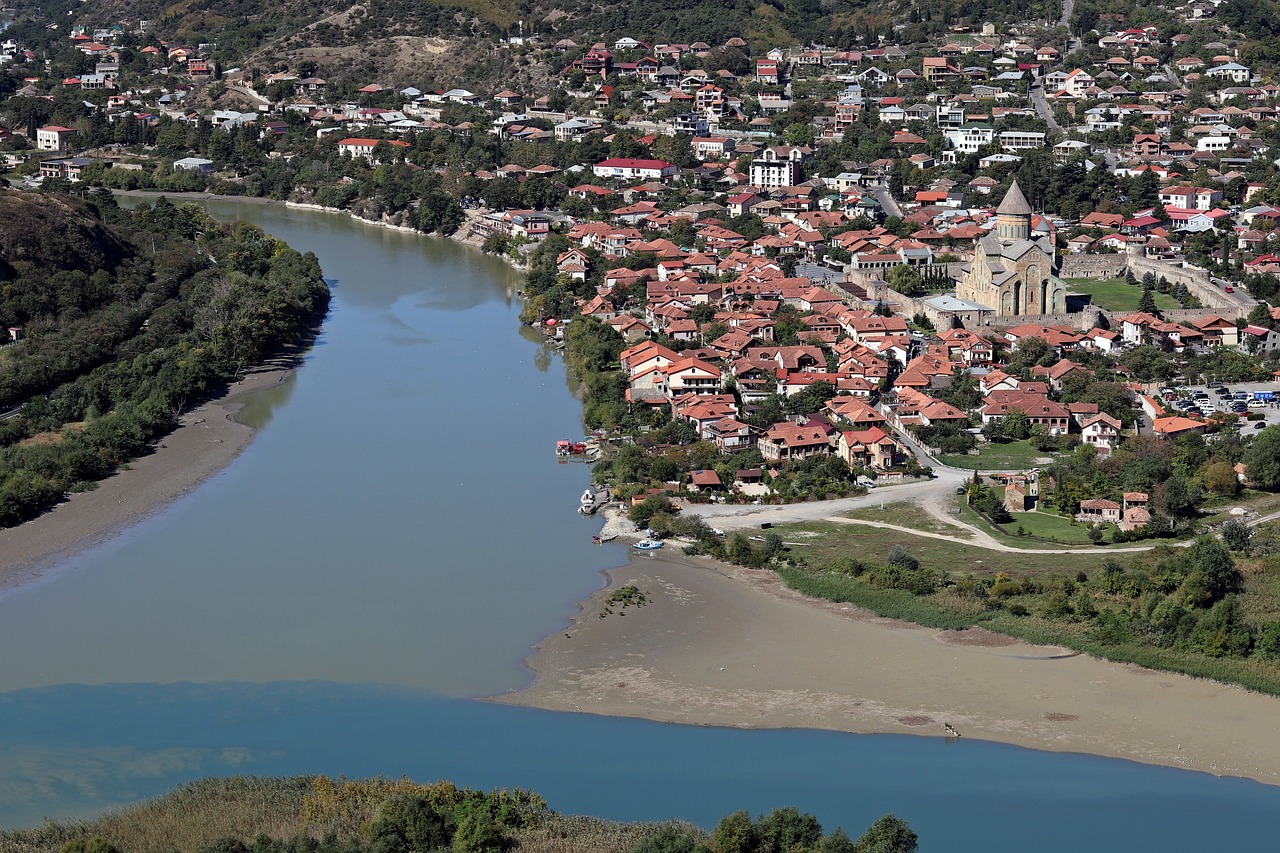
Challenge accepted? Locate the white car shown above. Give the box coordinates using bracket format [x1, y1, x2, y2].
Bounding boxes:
[1248, 399, 1265, 408]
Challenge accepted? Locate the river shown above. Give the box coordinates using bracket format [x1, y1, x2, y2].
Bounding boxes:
[2, 200, 1279, 849]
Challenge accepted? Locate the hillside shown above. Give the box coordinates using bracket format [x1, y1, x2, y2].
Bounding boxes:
[31, 0, 1055, 91]
[0, 188, 329, 527]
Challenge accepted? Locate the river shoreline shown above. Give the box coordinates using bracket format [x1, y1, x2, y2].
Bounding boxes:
[0, 365, 294, 593]
[111, 190, 524, 268]
[495, 545, 1280, 787]
[0, 193, 508, 590]
[29, 194, 1280, 788]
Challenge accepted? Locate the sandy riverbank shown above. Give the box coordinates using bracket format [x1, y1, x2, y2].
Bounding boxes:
[496, 547, 1280, 785]
[0, 366, 292, 592]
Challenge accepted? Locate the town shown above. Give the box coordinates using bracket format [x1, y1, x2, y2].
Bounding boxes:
[3, 0, 1280, 545]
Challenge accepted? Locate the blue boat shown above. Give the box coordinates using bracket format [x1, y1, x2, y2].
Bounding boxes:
[632, 539, 664, 551]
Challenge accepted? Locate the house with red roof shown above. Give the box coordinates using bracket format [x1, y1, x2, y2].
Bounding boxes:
[593, 158, 678, 182]
[759, 423, 832, 462]
[838, 427, 904, 471]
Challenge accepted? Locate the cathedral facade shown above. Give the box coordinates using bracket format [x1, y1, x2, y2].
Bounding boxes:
[956, 181, 1065, 318]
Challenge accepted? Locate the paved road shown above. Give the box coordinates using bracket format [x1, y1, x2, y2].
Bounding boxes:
[1030, 84, 1063, 134]
[228, 84, 268, 106]
[1059, 0, 1073, 27]
[688, 472, 966, 532]
[868, 186, 902, 219]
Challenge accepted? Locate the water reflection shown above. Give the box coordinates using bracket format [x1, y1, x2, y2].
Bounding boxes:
[234, 371, 298, 431]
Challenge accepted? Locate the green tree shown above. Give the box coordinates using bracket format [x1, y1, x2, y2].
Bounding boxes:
[1003, 408, 1031, 441]
[1220, 519, 1253, 552]
[1200, 459, 1240, 496]
[711, 810, 758, 853]
[453, 811, 507, 853]
[756, 807, 824, 852]
[1138, 284, 1158, 315]
[854, 814, 917, 853]
[369, 794, 455, 853]
[1242, 426, 1280, 490]
[785, 380, 838, 416]
[886, 545, 920, 572]
[1181, 536, 1240, 607]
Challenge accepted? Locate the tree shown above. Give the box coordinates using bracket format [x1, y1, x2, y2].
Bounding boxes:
[1007, 336, 1052, 374]
[369, 795, 454, 853]
[1138, 283, 1158, 315]
[1156, 473, 1202, 518]
[854, 814, 918, 853]
[1221, 519, 1253, 552]
[1200, 459, 1240, 496]
[453, 811, 507, 853]
[1003, 408, 1031, 441]
[1247, 303, 1276, 329]
[1181, 535, 1240, 607]
[756, 807, 824, 853]
[711, 810, 758, 853]
[886, 264, 923, 295]
[785, 380, 837, 416]
[1242, 426, 1280, 490]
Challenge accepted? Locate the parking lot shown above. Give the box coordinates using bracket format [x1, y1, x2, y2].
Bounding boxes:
[1161, 382, 1280, 432]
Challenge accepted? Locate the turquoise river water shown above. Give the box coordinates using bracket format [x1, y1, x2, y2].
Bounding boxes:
[1, 200, 1278, 849]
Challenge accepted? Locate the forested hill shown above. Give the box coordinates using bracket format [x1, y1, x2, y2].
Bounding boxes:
[0, 188, 329, 527]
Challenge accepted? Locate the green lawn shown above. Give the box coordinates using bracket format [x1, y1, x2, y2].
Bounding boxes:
[937, 439, 1060, 471]
[773, 519, 1106, 579]
[1065, 277, 1179, 312]
[953, 495, 1100, 546]
[1000, 509, 1102, 545]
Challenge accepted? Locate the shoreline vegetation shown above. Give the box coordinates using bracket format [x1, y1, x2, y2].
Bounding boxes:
[0, 775, 917, 853]
[0, 190, 329, 588]
[0, 189, 492, 591]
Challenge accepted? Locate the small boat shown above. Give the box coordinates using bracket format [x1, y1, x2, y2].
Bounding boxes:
[581, 489, 596, 510]
[632, 539, 664, 551]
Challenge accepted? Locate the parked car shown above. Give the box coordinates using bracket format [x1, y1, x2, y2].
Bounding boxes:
[1249, 400, 1266, 408]
[1255, 421, 1267, 429]
[1224, 286, 1234, 293]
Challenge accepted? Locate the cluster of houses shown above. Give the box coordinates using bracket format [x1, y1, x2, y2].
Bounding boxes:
[5, 9, 1280, 508]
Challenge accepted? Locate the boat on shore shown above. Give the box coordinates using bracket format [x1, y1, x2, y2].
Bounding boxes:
[632, 539, 664, 551]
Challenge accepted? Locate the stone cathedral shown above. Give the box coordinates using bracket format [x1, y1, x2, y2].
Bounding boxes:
[956, 180, 1065, 317]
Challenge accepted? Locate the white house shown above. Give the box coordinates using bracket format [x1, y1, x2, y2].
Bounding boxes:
[1206, 63, 1251, 83]
[592, 157, 678, 181]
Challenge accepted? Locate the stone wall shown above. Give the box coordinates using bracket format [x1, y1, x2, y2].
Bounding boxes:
[1059, 254, 1126, 279]
[1125, 255, 1245, 318]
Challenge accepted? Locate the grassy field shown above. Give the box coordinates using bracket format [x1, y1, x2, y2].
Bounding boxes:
[955, 495, 1104, 545]
[773, 519, 1105, 578]
[768, 519, 1280, 695]
[937, 439, 1060, 471]
[1000, 509, 1102, 545]
[1065, 277, 1180, 312]
[842, 501, 973, 537]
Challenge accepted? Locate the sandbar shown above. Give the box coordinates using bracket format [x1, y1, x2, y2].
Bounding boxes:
[0, 366, 292, 591]
[497, 547, 1280, 785]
